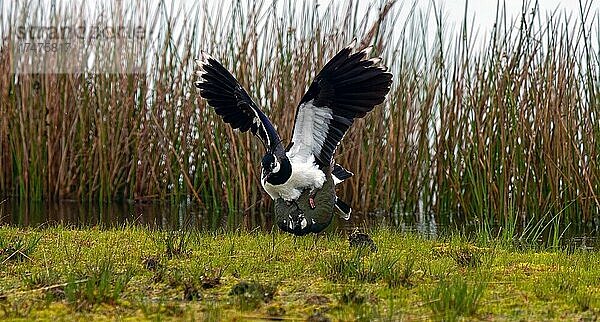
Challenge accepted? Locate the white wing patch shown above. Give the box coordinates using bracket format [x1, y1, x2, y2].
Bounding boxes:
[288, 100, 333, 163]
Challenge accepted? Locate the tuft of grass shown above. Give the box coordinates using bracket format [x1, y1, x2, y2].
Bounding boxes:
[183, 282, 202, 301]
[228, 280, 277, 310]
[141, 256, 161, 271]
[23, 270, 61, 290]
[338, 289, 369, 305]
[176, 264, 225, 301]
[198, 267, 224, 289]
[385, 255, 416, 288]
[163, 229, 193, 258]
[421, 275, 487, 321]
[321, 248, 416, 286]
[573, 289, 594, 312]
[0, 232, 41, 263]
[64, 259, 133, 310]
[433, 242, 486, 268]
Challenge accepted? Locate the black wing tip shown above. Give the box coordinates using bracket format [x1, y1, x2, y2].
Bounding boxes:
[194, 51, 212, 88]
[306, 42, 393, 168]
[194, 51, 235, 89]
[345, 38, 358, 50]
[342, 38, 391, 70]
[195, 50, 212, 68]
[196, 50, 217, 65]
[329, 40, 393, 86]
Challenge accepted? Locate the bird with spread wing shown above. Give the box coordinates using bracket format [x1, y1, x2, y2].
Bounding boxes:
[194, 40, 393, 235]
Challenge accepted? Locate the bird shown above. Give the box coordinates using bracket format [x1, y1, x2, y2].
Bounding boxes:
[194, 39, 393, 235]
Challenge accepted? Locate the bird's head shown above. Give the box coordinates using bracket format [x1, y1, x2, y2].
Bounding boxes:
[261, 153, 281, 180]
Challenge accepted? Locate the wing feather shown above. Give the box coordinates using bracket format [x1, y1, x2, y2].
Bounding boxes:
[288, 42, 393, 167]
[194, 53, 281, 152]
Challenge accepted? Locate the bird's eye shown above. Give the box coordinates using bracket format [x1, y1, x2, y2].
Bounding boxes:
[272, 160, 281, 173]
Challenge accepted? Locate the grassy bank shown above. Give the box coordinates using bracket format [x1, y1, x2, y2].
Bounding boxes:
[1, 1, 599, 223]
[0, 226, 599, 320]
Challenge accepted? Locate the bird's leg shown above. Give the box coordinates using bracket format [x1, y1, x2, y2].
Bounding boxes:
[309, 189, 316, 209]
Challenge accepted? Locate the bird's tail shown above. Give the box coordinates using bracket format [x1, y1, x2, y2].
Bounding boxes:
[335, 196, 351, 220]
[332, 164, 353, 185]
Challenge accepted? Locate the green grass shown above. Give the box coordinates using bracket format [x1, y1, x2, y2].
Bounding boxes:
[421, 275, 488, 321]
[0, 225, 599, 320]
[0, 230, 41, 263]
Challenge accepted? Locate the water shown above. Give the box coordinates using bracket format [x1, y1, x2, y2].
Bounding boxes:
[0, 199, 243, 230]
[0, 199, 439, 234]
[1, 199, 598, 249]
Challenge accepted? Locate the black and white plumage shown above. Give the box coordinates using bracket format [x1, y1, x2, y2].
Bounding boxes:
[195, 40, 392, 235]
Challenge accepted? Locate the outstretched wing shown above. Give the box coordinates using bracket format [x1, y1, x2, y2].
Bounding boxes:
[288, 41, 393, 167]
[194, 52, 281, 152]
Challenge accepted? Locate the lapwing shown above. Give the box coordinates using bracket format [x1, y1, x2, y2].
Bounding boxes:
[194, 40, 393, 235]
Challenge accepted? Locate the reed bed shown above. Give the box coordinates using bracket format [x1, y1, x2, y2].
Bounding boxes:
[0, 1, 599, 223]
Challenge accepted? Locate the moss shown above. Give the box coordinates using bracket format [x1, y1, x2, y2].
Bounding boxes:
[0, 226, 598, 320]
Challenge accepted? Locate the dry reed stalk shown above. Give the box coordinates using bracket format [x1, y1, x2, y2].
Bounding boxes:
[0, 0, 598, 224]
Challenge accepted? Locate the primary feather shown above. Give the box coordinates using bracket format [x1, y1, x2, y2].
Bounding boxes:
[289, 42, 393, 168]
[194, 52, 282, 153]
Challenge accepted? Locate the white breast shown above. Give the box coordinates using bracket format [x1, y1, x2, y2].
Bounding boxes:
[262, 154, 326, 201]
